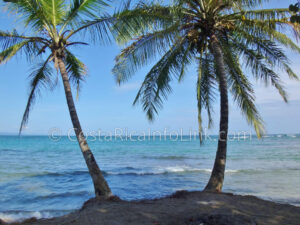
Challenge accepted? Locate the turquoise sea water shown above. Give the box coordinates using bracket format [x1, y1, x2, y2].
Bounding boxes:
[0, 134, 300, 222]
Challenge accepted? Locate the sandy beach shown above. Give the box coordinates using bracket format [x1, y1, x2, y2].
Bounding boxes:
[5, 191, 300, 225]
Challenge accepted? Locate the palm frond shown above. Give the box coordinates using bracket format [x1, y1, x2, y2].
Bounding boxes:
[0, 30, 46, 50]
[113, 23, 180, 84]
[237, 17, 300, 54]
[19, 56, 55, 134]
[232, 30, 299, 81]
[65, 14, 114, 45]
[243, 8, 291, 21]
[113, 2, 177, 45]
[197, 53, 216, 143]
[233, 39, 288, 102]
[133, 39, 193, 121]
[41, 0, 66, 29]
[5, 0, 52, 32]
[0, 41, 30, 63]
[221, 39, 265, 137]
[62, 0, 109, 31]
[64, 50, 87, 99]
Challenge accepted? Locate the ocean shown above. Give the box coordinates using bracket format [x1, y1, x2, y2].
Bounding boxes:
[0, 134, 300, 222]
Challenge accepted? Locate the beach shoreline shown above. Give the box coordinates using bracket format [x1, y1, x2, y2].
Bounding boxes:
[5, 191, 300, 225]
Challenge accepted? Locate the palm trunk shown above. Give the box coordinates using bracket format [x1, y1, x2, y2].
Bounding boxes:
[204, 34, 229, 192]
[56, 55, 112, 198]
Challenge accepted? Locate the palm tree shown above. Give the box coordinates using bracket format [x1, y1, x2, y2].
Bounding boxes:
[0, 0, 114, 198]
[289, 1, 300, 23]
[113, 0, 300, 192]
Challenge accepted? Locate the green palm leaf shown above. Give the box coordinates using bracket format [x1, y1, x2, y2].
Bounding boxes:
[133, 38, 194, 120]
[113, 23, 181, 84]
[61, 0, 109, 32]
[221, 39, 265, 137]
[19, 57, 55, 134]
[197, 53, 216, 143]
[64, 50, 87, 99]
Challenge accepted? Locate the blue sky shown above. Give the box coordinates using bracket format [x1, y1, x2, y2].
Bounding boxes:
[0, 0, 300, 135]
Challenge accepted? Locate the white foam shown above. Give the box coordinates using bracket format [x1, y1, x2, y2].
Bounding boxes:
[105, 166, 240, 176]
[197, 169, 239, 173]
[226, 169, 239, 173]
[158, 166, 239, 174]
[201, 169, 212, 173]
[0, 211, 53, 223]
[164, 166, 197, 173]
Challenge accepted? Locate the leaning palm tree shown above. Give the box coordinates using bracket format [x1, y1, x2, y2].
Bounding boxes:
[113, 0, 299, 192]
[0, 0, 114, 198]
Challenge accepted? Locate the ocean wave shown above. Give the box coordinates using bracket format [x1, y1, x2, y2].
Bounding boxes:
[0, 210, 70, 223]
[106, 166, 240, 176]
[26, 168, 206, 177]
[142, 156, 191, 160]
[0, 171, 91, 180]
[0, 148, 19, 152]
[34, 170, 90, 178]
[262, 135, 271, 138]
[33, 191, 90, 200]
[8, 167, 242, 179]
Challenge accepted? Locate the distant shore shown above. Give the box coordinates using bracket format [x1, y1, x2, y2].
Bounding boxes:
[6, 191, 300, 225]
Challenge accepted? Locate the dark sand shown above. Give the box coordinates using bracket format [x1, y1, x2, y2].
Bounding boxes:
[6, 191, 300, 225]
